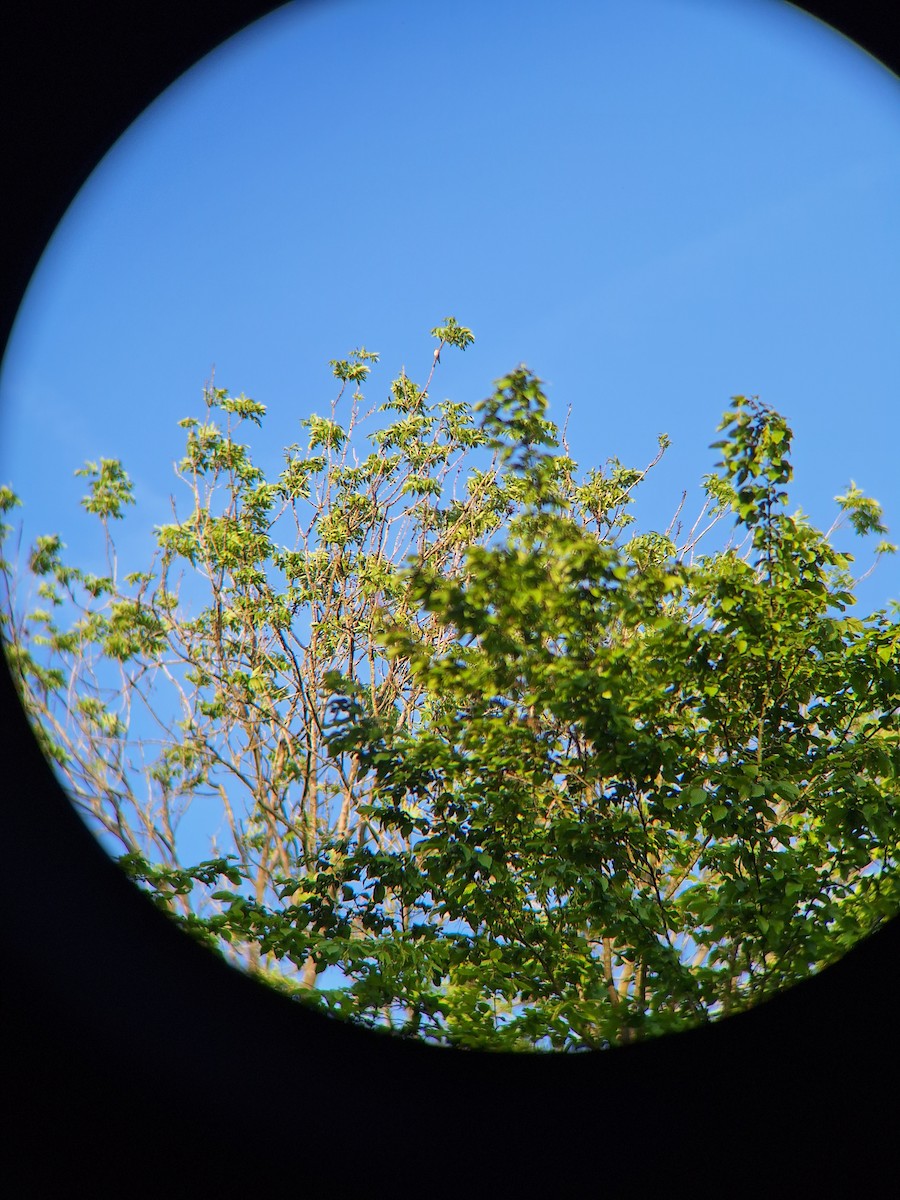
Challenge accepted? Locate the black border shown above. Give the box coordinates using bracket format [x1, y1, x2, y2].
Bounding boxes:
[2, 1, 898, 1187]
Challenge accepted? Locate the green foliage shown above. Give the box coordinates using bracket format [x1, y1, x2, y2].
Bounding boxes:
[75, 458, 136, 520]
[431, 316, 475, 354]
[319, 390, 898, 1048]
[2, 329, 897, 1052]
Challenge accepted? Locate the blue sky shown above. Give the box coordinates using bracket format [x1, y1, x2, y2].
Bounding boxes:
[1, 0, 898, 1019]
[2, 0, 899, 616]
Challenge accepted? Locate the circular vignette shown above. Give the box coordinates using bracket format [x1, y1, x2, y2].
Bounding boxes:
[1, 0, 899, 1187]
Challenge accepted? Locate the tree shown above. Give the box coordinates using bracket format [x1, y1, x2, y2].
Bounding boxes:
[2, 322, 897, 1051]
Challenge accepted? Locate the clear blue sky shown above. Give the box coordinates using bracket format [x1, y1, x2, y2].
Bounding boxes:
[2, 0, 899, 608]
